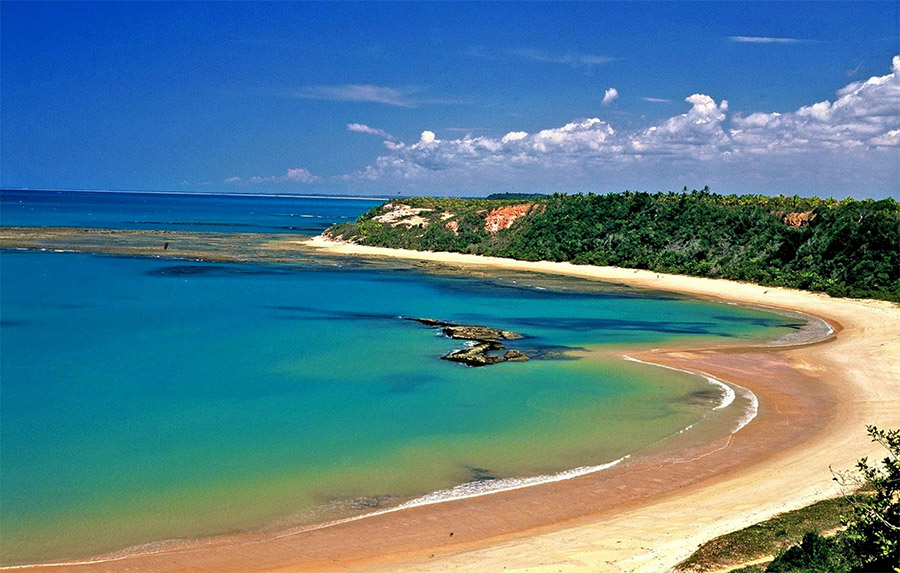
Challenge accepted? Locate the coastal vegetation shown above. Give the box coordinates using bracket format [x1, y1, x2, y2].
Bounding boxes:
[325, 189, 900, 302]
[680, 426, 900, 572]
[677, 497, 852, 571]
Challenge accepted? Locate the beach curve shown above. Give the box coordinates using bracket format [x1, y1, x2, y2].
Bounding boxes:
[6, 236, 898, 572]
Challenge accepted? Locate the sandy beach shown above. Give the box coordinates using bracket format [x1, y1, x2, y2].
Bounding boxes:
[7, 236, 899, 572]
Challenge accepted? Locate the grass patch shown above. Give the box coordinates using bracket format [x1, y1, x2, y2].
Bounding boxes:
[728, 566, 767, 573]
[676, 496, 853, 572]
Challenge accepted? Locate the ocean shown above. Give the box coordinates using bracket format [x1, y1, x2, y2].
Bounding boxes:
[0, 190, 805, 566]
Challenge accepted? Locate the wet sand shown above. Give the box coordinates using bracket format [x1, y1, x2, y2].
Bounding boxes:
[4, 235, 899, 572]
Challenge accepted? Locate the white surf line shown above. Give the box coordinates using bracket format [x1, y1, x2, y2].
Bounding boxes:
[1, 438, 635, 568]
[622, 355, 759, 434]
[263, 454, 632, 542]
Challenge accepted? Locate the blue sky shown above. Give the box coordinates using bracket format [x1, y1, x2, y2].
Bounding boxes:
[2, 1, 898, 198]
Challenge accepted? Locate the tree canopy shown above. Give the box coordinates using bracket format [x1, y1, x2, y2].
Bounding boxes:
[326, 190, 900, 302]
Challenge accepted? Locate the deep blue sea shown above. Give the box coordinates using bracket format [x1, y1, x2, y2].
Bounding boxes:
[0, 191, 803, 565]
[0, 189, 383, 234]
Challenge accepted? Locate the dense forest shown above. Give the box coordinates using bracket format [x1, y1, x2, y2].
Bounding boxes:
[325, 189, 900, 302]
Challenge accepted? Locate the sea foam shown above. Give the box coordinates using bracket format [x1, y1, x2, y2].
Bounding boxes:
[622, 355, 757, 433]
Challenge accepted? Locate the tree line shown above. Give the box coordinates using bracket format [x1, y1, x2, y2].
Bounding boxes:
[326, 189, 900, 302]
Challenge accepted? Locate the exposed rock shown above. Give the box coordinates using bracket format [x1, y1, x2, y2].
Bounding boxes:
[503, 350, 530, 362]
[443, 324, 522, 342]
[445, 219, 459, 236]
[783, 211, 816, 227]
[441, 342, 506, 367]
[484, 203, 544, 233]
[407, 317, 528, 367]
[372, 203, 434, 228]
[404, 318, 522, 342]
[499, 330, 523, 340]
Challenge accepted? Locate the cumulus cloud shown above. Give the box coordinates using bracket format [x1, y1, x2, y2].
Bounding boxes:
[347, 123, 396, 140]
[730, 55, 900, 152]
[870, 129, 900, 147]
[226, 168, 321, 185]
[629, 94, 730, 158]
[602, 88, 619, 105]
[343, 56, 898, 186]
[501, 131, 528, 143]
[283, 168, 320, 183]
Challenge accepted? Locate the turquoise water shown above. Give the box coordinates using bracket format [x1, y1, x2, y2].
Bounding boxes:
[0, 194, 805, 565]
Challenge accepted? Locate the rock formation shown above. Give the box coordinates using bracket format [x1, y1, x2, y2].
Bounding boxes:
[405, 317, 529, 367]
[483, 203, 544, 233]
[783, 211, 816, 227]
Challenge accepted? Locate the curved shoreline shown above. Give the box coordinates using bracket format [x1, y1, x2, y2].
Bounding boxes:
[4, 237, 899, 572]
[0, 352, 761, 572]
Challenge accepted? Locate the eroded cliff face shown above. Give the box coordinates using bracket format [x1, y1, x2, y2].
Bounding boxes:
[363, 201, 543, 236]
[783, 211, 816, 227]
[484, 204, 543, 233]
[371, 203, 434, 227]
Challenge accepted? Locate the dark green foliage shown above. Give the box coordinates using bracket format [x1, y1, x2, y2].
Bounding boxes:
[679, 427, 900, 572]
[676, 497, 853, 571]
[326, 191, 900, 302]
[766, 426, 900, 572]
[838, 426, 900, 571]
[766, 532, 852, 572]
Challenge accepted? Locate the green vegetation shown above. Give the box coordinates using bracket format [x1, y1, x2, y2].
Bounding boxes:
[679, 426, 900, 572]
[326, 189, 900, 302]
[676, 497, 852, 572]
[767, 532, 854, 572]
[826, 426, 900, 572]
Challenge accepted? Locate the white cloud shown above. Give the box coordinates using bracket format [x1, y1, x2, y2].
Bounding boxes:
[347, 123, 396, 140]
[339, 56, 899, 196]
[870, 129, 900, 147]
[730, 55, 900, 152]
[642, 97, 672, 103]
[284, 168, 320, 183]
[227, 168, 321, 185]
[602, 88, 619, 105]
[501, 131, 528, 143]
[531, 118, 616, 153]
[730, 36, 806, 44]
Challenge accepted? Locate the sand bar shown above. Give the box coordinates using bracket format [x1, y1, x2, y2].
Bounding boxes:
[4, 235, 899, 572]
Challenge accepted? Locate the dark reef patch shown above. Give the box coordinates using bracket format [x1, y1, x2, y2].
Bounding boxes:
[146, 264, 291, 277]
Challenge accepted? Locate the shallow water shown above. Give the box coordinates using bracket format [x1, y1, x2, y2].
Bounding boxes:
[0, 193, 806, 565]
